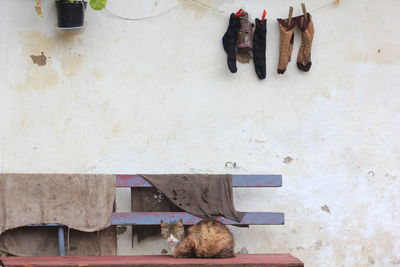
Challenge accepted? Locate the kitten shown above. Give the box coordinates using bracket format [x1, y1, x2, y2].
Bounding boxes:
[160, 219, 235, 258]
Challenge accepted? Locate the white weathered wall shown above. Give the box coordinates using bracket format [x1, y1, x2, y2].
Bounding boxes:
[1, 0, 400, 266]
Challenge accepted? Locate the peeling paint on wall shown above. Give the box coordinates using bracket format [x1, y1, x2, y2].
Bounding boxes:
[224, 162, 237, 169]
[321, 205, 331, 214]
[283, 156, 293, 164]
[30, 52, 47, 66]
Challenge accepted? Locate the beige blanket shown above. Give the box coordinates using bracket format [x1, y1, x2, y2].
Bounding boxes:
[0, 174, 116, 234]
[0, 226, 116, 256]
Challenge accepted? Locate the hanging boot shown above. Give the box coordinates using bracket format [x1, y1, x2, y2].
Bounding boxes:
[222, 13, 241, 73]
[277, 17, 297, 74]
[235, 10, 254, 65]
[297, 13, 314, 71]
[252, 11, 267, 79]
[237, 11, 253, 51]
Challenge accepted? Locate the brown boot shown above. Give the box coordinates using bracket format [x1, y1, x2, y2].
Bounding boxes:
[297, 13, 314, 71]
[277, 17, 298, 74]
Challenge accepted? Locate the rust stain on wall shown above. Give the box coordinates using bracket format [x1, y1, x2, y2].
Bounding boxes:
[16, 55, 59, 91]
[61, 53, 83, 77]
[347, 44, 400, 64]
[112, 123, 121, 136]
[14, 31, 85, 90]
[92, 68, 103, 79]
[177, 0, 212, 20]
[20, 117, 27, 127]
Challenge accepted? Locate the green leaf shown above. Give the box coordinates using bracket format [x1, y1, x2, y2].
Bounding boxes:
[90, 0, 107, 10]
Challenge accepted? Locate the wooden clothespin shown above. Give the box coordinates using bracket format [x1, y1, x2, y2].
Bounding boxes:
[301, 3, 308, 20]
[288, 6, 294, 25]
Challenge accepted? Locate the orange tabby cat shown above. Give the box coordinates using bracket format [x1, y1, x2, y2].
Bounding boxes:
[160, 219, 235, 258]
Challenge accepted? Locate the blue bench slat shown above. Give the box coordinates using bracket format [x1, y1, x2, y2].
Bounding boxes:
[232, 175, 282, 187]
[111, 212, 284, 225]
[116, 175, 282, 188]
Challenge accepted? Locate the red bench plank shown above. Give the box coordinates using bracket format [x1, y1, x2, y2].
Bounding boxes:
[116, 175, 282, 187]
[112, 212, 284, 225]
[0, 254, 304, 266]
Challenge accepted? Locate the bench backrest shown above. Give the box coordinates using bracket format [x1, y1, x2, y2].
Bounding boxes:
[34, 174, 284, 256]
[113, 174, 284, 225]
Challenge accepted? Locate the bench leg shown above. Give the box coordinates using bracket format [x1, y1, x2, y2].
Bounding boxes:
[57, 226, 66, 256]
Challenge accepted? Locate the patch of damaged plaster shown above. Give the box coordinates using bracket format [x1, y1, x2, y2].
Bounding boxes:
[368, 256, 375, 265]
[225, 161, 237, 169]
[15, 31, 84, 90]
[385, 173, 396, 180]
[283, 156, 293, 164]
[30, 52, 47, 66]
[314, 240, 322, 250]
[321, 205, 331, 214]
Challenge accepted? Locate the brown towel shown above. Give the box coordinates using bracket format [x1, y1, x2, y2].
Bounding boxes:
[141, 174, 244, 222]
[0, 226, 116, 256]
[0, 174, 116, 234]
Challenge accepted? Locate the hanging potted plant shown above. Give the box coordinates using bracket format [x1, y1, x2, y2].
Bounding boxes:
[35, 0, 107, 33]
[55, 0, 87, 28]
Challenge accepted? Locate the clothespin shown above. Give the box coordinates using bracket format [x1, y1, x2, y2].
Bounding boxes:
[301, 3, 308, 20]
[260, 10, 267, 24]
[235, 8, 243, 17]
[288, 6, 293, 25]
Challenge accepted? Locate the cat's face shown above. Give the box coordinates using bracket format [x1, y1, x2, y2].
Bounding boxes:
[160, 220, 185, 246]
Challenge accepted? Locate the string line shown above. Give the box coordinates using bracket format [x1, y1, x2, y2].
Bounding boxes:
[103, 0, 337, 22]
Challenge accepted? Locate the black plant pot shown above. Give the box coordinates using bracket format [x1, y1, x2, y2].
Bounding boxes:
[55, 1, 87, 28]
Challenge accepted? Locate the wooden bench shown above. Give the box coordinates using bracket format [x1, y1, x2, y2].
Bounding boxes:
[0, 174, 304, 267]
[0, 254, 304, 266]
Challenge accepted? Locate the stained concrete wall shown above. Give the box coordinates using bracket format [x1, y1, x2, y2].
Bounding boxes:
[1, 0, 399, 266]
